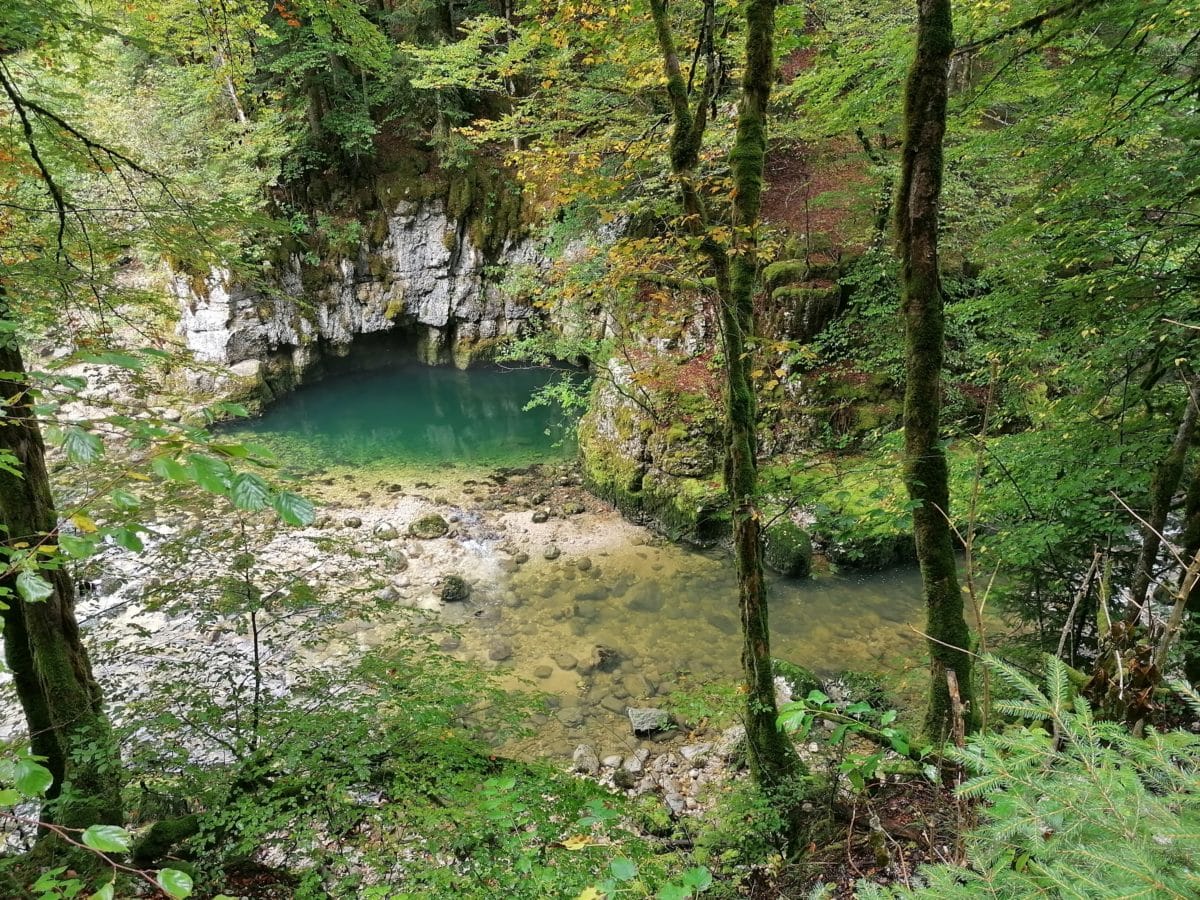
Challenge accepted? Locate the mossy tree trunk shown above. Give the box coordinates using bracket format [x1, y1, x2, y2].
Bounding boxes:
[650, 0, 804, 789]
[1126, 378, 1199, 621]
[0, 296, 123, 828]
[895, 0, 976, 740]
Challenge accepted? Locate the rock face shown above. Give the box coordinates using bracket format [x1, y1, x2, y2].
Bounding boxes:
[174, 200, 545, 399]
[578, 358, 727, 545]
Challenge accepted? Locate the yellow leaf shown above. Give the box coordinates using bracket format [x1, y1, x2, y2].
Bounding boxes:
[576, 888, 603, 900]
[561, 834, 595, 850]
[71, 513, 99, 533]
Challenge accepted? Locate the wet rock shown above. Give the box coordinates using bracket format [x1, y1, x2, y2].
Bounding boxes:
[488, 641, 513, 662]
[543, 544, 561, 560]
[588, 645, 621, 674]
[764, 518, 813, 578]
[621, 674, 651, 698]
[599, 695, 625, 714]
[514, 552, 530, 565]
[575, 557, 593, 571]
[373, 522, 399, 541]
[440, 575, 471, 602]
[553, 653, 578, 671]
[557, 706, 584, 727]
[531, 510, 550, 524]
[572, 744, 600, 775]
[409, 514, 450, 539]
[533, 665, 553, 679]
[343, 516, 363, 529]
[386, 483, 404, 493]
[627, 707, 671, 735]
[626, 583, 664, 613]
[574, 585, 607, 603]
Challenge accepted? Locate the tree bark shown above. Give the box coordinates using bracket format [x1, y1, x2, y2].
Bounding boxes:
[1126, 377, 1199, 621]
[650, 0, 804, 789]
[0, 292, 122, 828]
[896, 0, 976, 740]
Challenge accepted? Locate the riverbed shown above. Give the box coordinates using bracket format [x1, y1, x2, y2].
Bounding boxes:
[216, 364, 927, 760]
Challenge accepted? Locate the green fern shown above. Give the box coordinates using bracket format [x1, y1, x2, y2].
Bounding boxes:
[860, 655, 1200, 899]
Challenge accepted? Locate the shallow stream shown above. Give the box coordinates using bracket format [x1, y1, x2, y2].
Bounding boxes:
[229, 364, 927, 759]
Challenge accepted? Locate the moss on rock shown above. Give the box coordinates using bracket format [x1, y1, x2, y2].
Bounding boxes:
[763, 518, 813, 577]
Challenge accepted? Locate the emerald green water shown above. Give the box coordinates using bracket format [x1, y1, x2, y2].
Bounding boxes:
[229, 365, 575, 469]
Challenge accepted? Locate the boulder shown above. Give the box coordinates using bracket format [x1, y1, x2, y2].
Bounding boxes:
[543, 544, 562, 560]
[440, 575, 471, 602]
[763, 518, 813, 577]
[572, 744, 600, 775]
[627, 707, 671, 735]
[373, 522, 399, 541]
[409, 514, 449, 539]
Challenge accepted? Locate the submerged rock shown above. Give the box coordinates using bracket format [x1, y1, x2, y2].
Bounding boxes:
[440, 575, 471, 602]
[543, 544, 561, 560]
[409, 514, 449, 539]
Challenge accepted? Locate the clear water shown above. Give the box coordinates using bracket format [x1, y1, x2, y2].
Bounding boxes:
[228, 364, 575, 470]
[234, 363, 928, 756]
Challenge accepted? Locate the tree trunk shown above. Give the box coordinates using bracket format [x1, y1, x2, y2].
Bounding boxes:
[0, 297, 122, 828]
[896, 0, 975, 740]
[1181, 461, 1200, 684]
[650, 0, 804, 789]
[1126, 377, 1199, 621]
[725, 0, 804, 790]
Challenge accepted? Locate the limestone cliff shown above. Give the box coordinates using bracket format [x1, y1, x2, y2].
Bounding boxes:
[174, 200, 543, 401]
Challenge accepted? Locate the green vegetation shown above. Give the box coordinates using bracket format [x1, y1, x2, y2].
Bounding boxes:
[3, 0, 1200, 896]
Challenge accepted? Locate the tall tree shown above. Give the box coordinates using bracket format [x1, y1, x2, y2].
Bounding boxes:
[649, 0, 805, 791]
[895, 0, 975, 739]
[0, 288, 123, 828]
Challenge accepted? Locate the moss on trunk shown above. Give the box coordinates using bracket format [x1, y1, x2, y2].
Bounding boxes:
[0, 302, 123, 828]
[896, 0, 976, 740]
[650, 0, 805, 791]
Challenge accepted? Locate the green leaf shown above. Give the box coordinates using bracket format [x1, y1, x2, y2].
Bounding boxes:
[111, 528, 144, 552]
[14, 759, 53, 796]
[0, 788, 22, 806]
[151, 456, 190, 482]
[110, 488, 140, 510]
[16, 570, 54, 603]
[656, 884, 690, 900]
[188, 454, 232, 494]
[89, 882, 115, 900]
[272, 491, 314, 526]
[609, 857, 637, 881]
[81, 824, 131, 854]
[680, 866, 712, 890]
[58, 533, 98, 560]
[62, 427, 104, 463]
[880, 709, 898, 726]
[156, 868, 194, 899]
[78, 351, 145, 370]
[231, 472, 270, 511]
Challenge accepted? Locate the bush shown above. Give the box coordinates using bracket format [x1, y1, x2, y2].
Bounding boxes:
[858, 657, 1200, 899]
